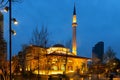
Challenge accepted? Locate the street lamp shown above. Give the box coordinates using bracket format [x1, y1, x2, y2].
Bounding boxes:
[0, 0, 18, 80]
[11, 29, 16, 35]
[4, 6, 9, 12]
[12, 18, 18, 25]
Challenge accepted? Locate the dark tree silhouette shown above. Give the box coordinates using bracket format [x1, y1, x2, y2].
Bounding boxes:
[104, 47, 116, 63]
[30, 25, 50, 47]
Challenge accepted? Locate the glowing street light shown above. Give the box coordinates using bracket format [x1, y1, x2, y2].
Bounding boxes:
[0, 0, 19, 80]
[11, 29, 16, 35]
[12, 18, 18, 25]
[3, 7, 18, 25]
[4, 6, 9, 12]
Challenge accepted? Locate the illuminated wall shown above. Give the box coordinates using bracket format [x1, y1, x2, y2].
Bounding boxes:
[20, 45, 89, 75]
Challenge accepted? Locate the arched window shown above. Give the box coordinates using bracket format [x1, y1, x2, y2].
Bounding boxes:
[52, 65, 58, 70]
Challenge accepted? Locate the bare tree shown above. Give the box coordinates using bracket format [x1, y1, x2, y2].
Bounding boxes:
[64, 39, 72, 51]
[0, 0, 23, 7]
[30, 25, 50, 48]
[104, 47, 116, 63]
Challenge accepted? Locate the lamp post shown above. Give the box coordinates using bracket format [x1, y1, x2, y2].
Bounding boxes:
[0, 0, 18, 80]
[9, 0, 12, 80]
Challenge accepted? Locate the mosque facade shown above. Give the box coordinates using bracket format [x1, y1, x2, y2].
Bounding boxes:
[15, 5, 90, 75]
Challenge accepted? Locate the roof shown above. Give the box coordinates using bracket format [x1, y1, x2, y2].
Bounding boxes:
[46, 52, 90, 59]
[52, 44, 65, 47]
[29, 45, 44, 48]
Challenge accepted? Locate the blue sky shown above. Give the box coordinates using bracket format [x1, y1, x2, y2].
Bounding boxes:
[4, 0, 120, 58]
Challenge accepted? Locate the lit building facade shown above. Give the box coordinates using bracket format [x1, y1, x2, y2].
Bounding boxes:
[19, 44, 89, 75]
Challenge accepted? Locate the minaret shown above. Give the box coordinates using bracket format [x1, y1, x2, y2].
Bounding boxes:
[72, 4, 77, 55]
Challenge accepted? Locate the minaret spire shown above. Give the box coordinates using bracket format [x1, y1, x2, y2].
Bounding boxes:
[72, 3, 77, 55]
[73, 3, 76, 15]
[72, 3, 77, 27]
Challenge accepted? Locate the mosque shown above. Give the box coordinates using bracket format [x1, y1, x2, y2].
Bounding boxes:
[16, 5, 90, 75]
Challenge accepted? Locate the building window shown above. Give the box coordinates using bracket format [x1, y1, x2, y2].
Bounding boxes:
[68, 66, 73, 71]
[52, 65, 58, 70]
[61, 65, 65, 71]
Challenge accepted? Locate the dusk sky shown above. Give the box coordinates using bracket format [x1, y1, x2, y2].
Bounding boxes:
[4, 0, 120, 58]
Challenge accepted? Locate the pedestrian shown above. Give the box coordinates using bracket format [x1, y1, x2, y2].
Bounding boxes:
[59, 76, 62, 80]
[48, 75, 52, 80]
[109, 74, 113, 80]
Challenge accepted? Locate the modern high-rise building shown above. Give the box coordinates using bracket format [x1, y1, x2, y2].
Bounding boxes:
[0, 12, 7, 68]
[92, 41, 104, 64]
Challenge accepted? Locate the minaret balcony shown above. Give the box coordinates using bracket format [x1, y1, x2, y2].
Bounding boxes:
[72, 23, 77, 27]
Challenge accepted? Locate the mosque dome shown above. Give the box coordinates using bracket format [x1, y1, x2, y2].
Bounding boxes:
[52, 44, 65, 48]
